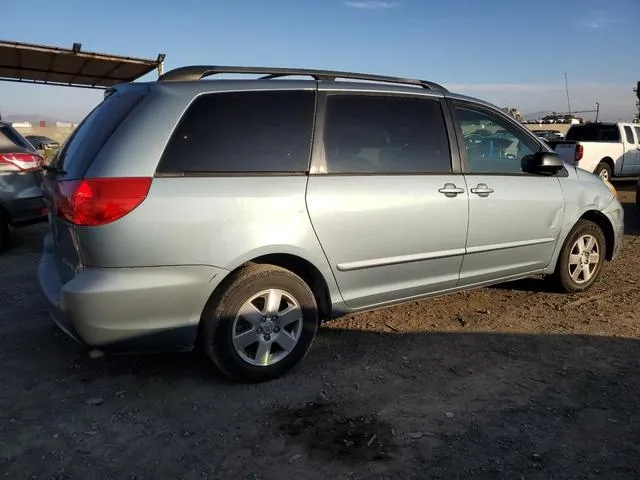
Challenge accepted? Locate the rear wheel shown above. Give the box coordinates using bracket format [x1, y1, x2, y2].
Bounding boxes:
[595, 162, 612, 181]
[551, 219, 606, 293]
[200, 264, 318, 383]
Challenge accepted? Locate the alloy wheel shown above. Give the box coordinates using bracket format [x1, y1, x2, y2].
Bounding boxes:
[231, 289, 303, 366]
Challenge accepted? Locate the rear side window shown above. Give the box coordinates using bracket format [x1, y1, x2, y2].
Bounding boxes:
[323, 94, 451, 174]
[565, 124, 621, 142]
[623, 126, 635, 144]
[51, 89, 147, 179]
[157, 90, 316, 174]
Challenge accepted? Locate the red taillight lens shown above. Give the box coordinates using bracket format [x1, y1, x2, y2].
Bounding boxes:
[0, 152, 43, 172]
[575, 144, 584, 162]
[54, 177, 152, 226]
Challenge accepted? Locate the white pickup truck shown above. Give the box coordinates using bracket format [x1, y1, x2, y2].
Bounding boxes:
[548, 122, 640, 181]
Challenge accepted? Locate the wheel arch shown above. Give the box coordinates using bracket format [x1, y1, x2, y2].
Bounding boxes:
[545, 207, 616, 276]
[217, 247, 339, 324]
[245, 254, 333, 322]
[578, 209, 615, 261]
[597, 157, 614, 175]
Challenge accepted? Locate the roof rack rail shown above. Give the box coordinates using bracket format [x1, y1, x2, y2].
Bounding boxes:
[157, 65, 448, 92]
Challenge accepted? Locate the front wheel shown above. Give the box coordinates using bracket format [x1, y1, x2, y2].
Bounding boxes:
[200, 264, 318, 383]
[550, 219, 606, 293]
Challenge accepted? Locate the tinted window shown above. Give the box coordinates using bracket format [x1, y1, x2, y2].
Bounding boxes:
[454, 105, 540, 174]
[323, 95, 451, 173]
[51, 89, 147, 179]
[635, 127, 640, 143]
[624, 126, 635, 144]
[565, 124, 621, 142]
[157, 90, 316, 174]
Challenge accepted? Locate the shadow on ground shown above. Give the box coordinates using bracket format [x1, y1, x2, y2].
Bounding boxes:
[1, 319, 639, 480]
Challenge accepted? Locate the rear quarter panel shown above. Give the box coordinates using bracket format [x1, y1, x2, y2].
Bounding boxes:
[77, 176, 343, 304]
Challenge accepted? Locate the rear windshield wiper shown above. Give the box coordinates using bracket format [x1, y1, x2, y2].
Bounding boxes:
[41, 164, 67, 175]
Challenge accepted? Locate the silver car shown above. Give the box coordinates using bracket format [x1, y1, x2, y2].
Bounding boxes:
[38, 65, 624, 383]
[0, 122, 47, 252]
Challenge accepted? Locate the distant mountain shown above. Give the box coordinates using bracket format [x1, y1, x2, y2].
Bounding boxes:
[2, 114, 72, 124]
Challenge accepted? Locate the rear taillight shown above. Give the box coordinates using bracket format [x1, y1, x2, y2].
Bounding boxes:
[53, 177, 152, 226]
[0, 152, 43, 172]
[575, 144, 584, 162]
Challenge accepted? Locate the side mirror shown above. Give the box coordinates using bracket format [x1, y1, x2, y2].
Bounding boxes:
[521, 151, 564, 174]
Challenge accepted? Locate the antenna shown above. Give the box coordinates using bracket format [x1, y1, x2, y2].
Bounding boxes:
[564, 73, 572, 116]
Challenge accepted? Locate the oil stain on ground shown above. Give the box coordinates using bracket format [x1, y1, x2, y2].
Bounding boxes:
[274, 401, 399, 464]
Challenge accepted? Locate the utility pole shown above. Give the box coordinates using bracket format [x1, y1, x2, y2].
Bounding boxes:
[595, 102, 599, 122]
[564, 73, 571, 116]
[635, 81, 640, 122]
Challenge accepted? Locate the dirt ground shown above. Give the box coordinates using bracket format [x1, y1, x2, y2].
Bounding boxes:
[1, 180, 639, 480]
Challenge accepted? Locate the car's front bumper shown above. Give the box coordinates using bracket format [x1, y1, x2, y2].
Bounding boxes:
[603, 197, 624, 261]
[38, 233, 230, 352]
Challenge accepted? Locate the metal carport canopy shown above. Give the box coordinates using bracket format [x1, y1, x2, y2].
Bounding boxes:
[0, 40, 165, 89]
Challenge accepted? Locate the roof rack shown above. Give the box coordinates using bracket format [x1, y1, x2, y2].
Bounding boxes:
[157, 65, 448, 92]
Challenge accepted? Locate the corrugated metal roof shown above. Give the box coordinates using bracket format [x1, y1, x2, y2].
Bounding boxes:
[0, 40, 165, 88]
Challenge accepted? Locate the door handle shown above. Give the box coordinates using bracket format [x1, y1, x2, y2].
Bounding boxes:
[470, 183, 494, 197]
[438, 183, 465, 197]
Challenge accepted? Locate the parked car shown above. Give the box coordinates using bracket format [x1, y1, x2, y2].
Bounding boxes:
[38, 65, 624, 383]
[25, 135, 60, 152]
[0, 122, 47, 252]
[535, 130, 565, 142]
[548, 122, 640, 181]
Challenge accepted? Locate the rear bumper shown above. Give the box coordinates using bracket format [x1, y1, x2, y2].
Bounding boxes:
[8, 195, 48, 226]
[38, 233, 230, 352]
[1, 177, 47, 226]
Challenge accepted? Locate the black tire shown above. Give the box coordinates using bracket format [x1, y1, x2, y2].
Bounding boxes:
[595, 162, 612, 181]
[550, 219, 606, 293]
[200, 264, 318, 383]
[0, 211, 11, 254]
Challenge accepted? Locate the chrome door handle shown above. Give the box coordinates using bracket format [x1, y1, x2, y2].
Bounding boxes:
[470, 183, 494, 196]
[438, 183, 465, 197]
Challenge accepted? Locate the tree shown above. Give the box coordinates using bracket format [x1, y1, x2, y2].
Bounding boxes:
[501, 107, 522, 122]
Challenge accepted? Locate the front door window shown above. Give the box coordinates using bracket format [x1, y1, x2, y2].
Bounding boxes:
[455, 106, 541, 174]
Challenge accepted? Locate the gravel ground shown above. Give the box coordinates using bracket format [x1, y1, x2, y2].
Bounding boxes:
[1, 180, 639, 480]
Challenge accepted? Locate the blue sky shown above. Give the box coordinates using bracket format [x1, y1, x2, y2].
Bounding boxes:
[2, 0, 637, 121]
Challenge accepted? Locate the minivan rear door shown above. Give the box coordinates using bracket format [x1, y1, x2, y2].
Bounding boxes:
[42, 89, 148, 284]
